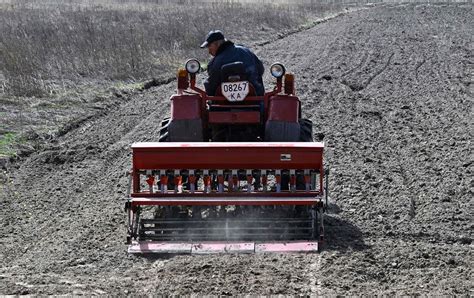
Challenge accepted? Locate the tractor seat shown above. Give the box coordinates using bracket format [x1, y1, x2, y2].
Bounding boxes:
[221, 61, 247, 82]
[215, 61, 257, 97]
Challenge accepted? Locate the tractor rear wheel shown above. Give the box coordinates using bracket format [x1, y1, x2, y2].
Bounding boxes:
[299, 118, 314, 142]
[159, 117, 170, 142]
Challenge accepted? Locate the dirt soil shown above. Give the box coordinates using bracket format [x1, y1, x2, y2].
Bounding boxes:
[1, 3, 472, 295]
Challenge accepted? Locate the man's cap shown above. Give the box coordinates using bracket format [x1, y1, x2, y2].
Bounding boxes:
[200, 30, 225, 48]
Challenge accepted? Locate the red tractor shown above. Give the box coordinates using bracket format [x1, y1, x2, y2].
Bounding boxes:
[160, 60, 313, 143]
[126, 59, 327, 254]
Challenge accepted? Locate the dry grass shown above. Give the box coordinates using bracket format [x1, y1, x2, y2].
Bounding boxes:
[0, 0, 352, 96]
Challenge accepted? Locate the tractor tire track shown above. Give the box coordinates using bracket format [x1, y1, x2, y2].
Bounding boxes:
[364, 52, 394, 89]
[306, 254, 323, 295]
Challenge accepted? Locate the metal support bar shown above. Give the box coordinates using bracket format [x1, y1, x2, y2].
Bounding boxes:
[325, 168, 330, 208]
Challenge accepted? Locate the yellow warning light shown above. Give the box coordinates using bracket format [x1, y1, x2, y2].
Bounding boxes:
[178, 68, 188, 78]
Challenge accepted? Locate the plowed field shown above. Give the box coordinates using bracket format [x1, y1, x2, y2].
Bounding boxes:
[1, 3, 472, 295]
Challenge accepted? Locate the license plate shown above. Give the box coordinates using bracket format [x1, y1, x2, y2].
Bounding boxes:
[221, 81, 249, 102]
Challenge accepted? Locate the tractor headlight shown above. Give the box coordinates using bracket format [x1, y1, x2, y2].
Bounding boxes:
[185, 59, 201, 74]
[270, 63, 286, 78]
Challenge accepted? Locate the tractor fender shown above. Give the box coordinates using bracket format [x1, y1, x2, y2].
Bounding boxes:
[264, 95, 300, 141]
[168, 94, 204, 141]
[267, 95, 299, 122]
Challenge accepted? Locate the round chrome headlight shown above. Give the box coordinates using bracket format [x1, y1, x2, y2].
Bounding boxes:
[270, 63, 286, 78]
[185, 59, 201, 74]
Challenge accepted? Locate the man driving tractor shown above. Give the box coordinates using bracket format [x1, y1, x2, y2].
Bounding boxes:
[200, 30, 265, 96]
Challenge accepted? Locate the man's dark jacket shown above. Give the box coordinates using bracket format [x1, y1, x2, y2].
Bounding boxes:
[204, 41, 264, 96]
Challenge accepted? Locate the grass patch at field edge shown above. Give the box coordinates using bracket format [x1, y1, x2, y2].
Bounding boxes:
[0, 132, 24, 158]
